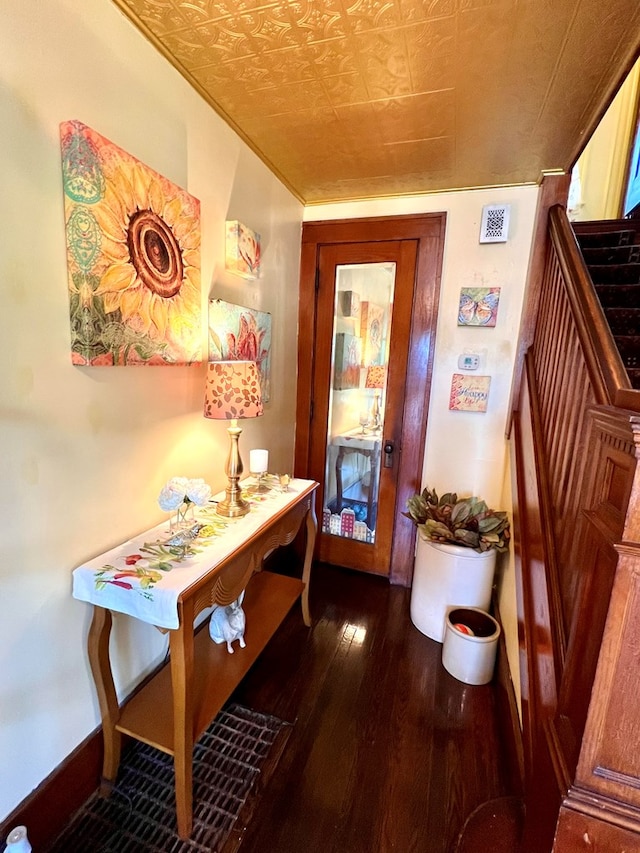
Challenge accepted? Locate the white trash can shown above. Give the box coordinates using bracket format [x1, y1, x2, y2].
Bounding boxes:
[442, 606, 501, 685]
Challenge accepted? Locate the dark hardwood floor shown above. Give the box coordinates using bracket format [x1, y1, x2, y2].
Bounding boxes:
[229, 561, 516, 853]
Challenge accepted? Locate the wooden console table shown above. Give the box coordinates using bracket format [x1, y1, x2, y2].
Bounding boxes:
[72, 479, 318, 838]
[331, 429, 381, 528]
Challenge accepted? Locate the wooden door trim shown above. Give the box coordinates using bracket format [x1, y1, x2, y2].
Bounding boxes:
[295, 213, 446, 586]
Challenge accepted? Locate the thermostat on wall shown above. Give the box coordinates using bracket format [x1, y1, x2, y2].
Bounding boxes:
[458, 353, 480, 370]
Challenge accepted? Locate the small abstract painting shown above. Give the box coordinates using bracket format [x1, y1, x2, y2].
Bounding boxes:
[340, 290, 360, 318]
[360, 301, 385, 365]
[225, 220, 261, 279]
[60, 120, 201, 366]
[458, 287, 501, 327]
[449, 374, 491, 412]
[333, 333, 362, 390]
[208, 299, 272, 402]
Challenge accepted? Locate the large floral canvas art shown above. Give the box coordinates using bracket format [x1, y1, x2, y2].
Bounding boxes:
[60, 120, 201, 366]
[208, 299, 272, 402]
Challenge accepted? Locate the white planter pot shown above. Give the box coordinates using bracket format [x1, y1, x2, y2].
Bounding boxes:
[410, 537, 497, 642]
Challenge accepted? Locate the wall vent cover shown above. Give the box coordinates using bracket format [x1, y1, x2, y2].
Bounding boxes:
[479, 204, 510, 243]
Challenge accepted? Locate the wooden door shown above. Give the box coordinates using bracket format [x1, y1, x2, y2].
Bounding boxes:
[295, 215, 446, 584]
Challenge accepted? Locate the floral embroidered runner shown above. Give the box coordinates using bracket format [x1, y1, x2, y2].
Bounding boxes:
[72, 479, 313, 629]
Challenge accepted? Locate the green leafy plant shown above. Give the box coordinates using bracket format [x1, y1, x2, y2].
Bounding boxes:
[404, 487, 510, 553]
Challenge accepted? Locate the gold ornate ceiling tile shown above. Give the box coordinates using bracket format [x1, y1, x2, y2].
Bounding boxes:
[336, 91, 455, 147]
[403, 19, 456, 89]
[386, 136, 454, 175]
[252, 80, 333, 116]
[269, 1, 349, 44]
[189, 14, 277, 58]
[321, 73, 371, 108]
[339, 0, 403, 34]
[190, 61, 239, 88]
[164, 0, 227, 26]
[180, 0, 278, 21]
[112, 0, 640, 203]
[459, 0, 516, 12]
[398, 0, 456, 24]
[160, 29, 213, 64]
[198, 84, 267, 121]
[349, 32, 413, 98]
[299, 40, 361, 77]
[123, 0, 192, 33]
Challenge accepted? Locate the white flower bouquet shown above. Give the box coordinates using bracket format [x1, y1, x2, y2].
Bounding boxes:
[159, 477, 212, 529]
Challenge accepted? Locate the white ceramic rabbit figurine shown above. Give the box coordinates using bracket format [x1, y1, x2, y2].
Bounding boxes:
[209, 591, 246, 654]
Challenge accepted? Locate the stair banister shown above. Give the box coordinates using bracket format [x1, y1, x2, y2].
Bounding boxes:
[548, 207, 631, 405]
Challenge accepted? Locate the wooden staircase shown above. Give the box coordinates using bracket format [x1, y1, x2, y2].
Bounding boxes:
[509, 189, 640, 852]
[573, 220, 640, 389]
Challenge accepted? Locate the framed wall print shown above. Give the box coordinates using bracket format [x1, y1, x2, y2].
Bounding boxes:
[360, 301, 385, 365]
[333, 333, 361, 390]
[449, 374, 491, 412]
[208, 299, 272, 401]
[458, 287, 501, 327]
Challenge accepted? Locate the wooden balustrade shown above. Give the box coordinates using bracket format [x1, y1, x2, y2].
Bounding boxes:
[510, 197, 640, 851]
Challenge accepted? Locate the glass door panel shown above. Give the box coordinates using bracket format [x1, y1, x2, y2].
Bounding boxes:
[322, 263, 395, 544]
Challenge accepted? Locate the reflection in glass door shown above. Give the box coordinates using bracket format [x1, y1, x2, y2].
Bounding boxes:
[322, 263, 395, 544]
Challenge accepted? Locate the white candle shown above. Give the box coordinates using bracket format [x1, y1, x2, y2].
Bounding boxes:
[249, 449, 269, 474]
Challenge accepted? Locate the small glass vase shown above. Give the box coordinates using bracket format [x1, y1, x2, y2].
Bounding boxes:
[170, 499, 196, 533]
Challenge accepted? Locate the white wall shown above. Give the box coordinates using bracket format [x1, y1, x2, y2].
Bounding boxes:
[1, 0, 303, 821]
[569, 58, 640, 221]
[305, 187, 539, 704]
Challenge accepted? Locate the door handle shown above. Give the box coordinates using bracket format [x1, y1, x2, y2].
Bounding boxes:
[383, 440, 394, 469]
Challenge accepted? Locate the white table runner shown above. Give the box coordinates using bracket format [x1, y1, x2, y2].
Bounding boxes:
[72, 479, 314, 629]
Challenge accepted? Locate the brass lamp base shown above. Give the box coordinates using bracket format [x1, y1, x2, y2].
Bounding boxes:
[216, 493, 250, 518]
[215, 420, 251, 518]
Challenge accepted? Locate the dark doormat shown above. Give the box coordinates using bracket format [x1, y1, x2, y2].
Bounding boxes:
[46, 704, 291, 853]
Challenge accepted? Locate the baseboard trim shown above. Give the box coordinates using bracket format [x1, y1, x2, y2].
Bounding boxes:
[0, 726, 103, 852]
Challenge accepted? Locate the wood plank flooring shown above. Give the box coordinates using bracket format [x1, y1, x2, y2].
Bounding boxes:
[229, 561, 515, 853]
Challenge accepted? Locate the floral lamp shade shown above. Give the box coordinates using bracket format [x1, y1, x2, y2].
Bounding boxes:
[365, 365, 387, 389]
[203, 361, 263, 420]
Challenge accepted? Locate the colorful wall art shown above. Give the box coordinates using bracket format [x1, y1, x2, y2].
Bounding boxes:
[225, 220, 261, 279]
[449, 374, 491, 412]
[60, 120, 201, 366]
[458, 287, 501, 327]
[208, 299, 272, 402]
[360, 301, 385, 365]
[333, 333, 362, 390]
[340, 290, 360, 318]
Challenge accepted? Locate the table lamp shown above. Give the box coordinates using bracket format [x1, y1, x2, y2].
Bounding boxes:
[204, 360, 263, 517]
[365, 365, 387, 432]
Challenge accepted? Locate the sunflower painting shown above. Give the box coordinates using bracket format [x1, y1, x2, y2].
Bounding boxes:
[208, 299, 272, 402]
[60, 121, 201, 366]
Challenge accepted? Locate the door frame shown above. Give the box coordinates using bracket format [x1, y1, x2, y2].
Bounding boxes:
[295, 213, 446, 586]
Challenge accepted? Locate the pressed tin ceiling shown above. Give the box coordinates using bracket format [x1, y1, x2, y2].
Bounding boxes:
[112, 0, 640, 205]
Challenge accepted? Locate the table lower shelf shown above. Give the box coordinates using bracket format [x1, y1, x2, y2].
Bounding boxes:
[115, 571, 304, 754]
